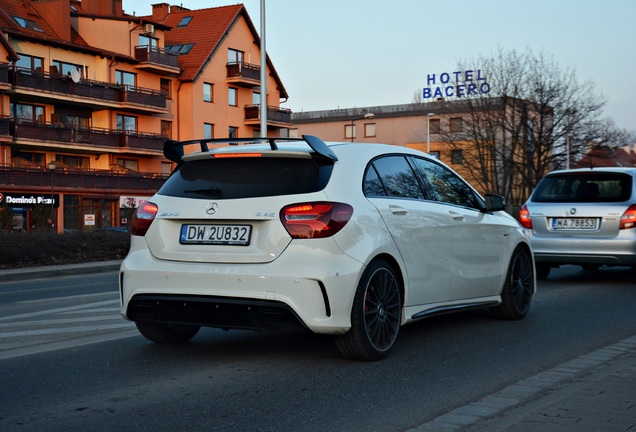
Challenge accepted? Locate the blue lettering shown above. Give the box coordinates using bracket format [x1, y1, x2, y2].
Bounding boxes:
[453, 71, 462, 82]
[433, 87, 444, 99]
[465, 70, 474, 81]
[445, 86, 454, 97]
[440, 73, 450, 84]
[427, 74, 436, 85]
[480, 82, 491, 94]
[456, 85, 465, 97]
[423, 88, 432, 98]
[477, 69, 486, 81]
[467, 83, 477, 95]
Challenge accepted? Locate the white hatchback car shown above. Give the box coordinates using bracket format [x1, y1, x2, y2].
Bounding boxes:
[120, 135, 535, 360]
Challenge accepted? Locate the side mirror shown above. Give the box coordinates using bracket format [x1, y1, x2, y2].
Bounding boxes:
[483, 194, 506, 212]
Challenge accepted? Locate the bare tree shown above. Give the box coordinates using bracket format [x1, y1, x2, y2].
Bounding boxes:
[444, 47, 616, 208]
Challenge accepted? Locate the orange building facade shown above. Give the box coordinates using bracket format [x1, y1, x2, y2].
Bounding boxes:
[0, 0, 289, 233]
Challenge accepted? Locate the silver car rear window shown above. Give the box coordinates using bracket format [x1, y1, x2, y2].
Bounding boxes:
[532, 172, 633, 203]
[158, 157, 333, 199]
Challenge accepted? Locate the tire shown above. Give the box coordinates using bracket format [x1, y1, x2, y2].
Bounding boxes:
[335, 260, 402, 361]
[535, 263, 551, 280]
[491, 247, 534, 320]
[135, 321, 200, 344]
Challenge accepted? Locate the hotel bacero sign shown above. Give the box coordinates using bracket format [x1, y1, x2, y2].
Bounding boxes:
[0, 192, 59, 208]
[423, 69, 491, 99]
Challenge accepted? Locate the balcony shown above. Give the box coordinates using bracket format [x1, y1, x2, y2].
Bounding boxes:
[134, 45, 180, 75]
[244, 104, 292, 128]
[0, 165, 168, 193]
[226, 62, 260, 87]
[8, 119, 166, 153]
[4, 65, 167, 112]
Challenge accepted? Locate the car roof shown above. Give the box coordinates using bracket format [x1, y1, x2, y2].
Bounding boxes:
[545, 167, 636, 176]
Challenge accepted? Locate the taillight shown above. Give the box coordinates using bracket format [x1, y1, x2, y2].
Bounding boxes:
[519, 205, 532, 229]
[620, 205, 636, 230]
[280, 202, 353, 239]
[131, 202, 158, 236]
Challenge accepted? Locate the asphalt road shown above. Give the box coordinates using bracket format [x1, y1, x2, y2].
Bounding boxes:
[1, 266, 635, 432]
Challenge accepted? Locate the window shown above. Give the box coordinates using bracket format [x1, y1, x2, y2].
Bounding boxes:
[118, 158, 138, 171]
[228, 49, 243, 65]
[203, 83, 214, 102]
[365, 123, 376, 138]
[51, 60, 83, 77]
[449, 117, 463, 133]
[15, 54, 43, 71]
[11, 150, 45, 166]
[116, 70, 136, 87]
[428, 151, 440, 159]
[13, 16, 43, 32]
[161, 121, 172, 139]
[252, 92, 261, 105]
[56, 154, 89, 170]
[165, 44, 194, 54]
[228, 88, 238, 106]
[429, 118, 441, 134]
[10, 103, 44, 122]
[177, 16, 193, 27]
[161, 162, 172, 175]
[451, 149, 464, 164]
[116, 114, 137, 132]
[366, 156, 425, 199]
[229, 126, 238, 138]
[345, 124, 355, 140]
[204, 123, 214, 139]
[410, 157, 480, 209]
[67, 115, 91, 129]
[161, 78, 171, 99]
[139, 35, 158, 47]
[288, 128, 299, 138]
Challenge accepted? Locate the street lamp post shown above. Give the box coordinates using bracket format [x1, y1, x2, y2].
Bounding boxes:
[47, 161, 57, 232]
[426, 112, 435, 154]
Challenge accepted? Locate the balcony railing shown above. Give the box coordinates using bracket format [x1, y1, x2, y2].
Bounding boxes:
[3, 65, 167, 109]
[7, 119, 166, 152]
[226, 62, 260, 86]
[0, 165, 168, 192]
[134, 45, 180, 69]
[244, 104, 292, 125]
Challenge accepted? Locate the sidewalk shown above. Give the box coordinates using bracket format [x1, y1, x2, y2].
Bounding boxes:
[411, 335, 636, 432]
[0, 260, 121, 282]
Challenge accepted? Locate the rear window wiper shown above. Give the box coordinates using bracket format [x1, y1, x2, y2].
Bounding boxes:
[184, 187, 223, 197]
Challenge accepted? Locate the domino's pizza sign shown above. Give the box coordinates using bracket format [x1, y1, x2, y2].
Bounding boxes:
[423, 70, 491, 99]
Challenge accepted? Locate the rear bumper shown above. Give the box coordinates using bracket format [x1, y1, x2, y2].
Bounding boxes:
[530, 232, 636, 266]
[119, 237, 365, 335]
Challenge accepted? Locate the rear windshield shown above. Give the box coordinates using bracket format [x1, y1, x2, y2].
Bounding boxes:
[532, 172, 633, 203]
[158, 157, 333, 199]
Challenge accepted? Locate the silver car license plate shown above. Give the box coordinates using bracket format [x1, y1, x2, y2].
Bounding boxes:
[551, 218, 598, 230]
[180, 224, 252, 245]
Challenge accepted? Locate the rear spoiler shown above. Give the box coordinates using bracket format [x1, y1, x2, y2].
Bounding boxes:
[163, 135, 338, 165]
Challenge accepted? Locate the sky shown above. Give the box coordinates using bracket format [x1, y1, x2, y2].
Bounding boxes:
[127, 0, 636, 132]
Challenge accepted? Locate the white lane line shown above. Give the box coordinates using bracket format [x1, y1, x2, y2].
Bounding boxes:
[0, 299, 119, 322]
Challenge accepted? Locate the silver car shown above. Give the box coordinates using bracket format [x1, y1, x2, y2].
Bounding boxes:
[520, 167, 636, 279]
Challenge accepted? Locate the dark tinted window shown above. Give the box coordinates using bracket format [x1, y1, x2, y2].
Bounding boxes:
[159, 157, 331, 199]
[532, 172, 633, 203]
[410, 157, 481, 209]
[363, 165, 387, 196]
[366, 156, 425, 199]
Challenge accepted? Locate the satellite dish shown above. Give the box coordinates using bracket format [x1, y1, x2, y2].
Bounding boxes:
[70, 69, 80, 83]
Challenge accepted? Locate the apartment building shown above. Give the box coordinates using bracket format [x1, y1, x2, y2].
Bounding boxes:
[0, 0, 289, 233]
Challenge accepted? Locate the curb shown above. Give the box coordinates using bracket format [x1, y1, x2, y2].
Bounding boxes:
[0, 260, 122, 282]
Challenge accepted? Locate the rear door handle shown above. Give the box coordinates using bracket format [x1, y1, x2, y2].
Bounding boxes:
[389, 205, 408, 215]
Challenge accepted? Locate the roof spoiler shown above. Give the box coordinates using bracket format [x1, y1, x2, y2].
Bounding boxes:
[163, 135, 337, 165]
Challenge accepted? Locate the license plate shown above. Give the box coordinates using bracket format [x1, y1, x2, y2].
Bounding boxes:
[551, 218, 598, 230]
[180, 224, 252, 245]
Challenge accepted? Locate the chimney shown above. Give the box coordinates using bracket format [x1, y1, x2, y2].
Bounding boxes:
[151, 3, 170, 21]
